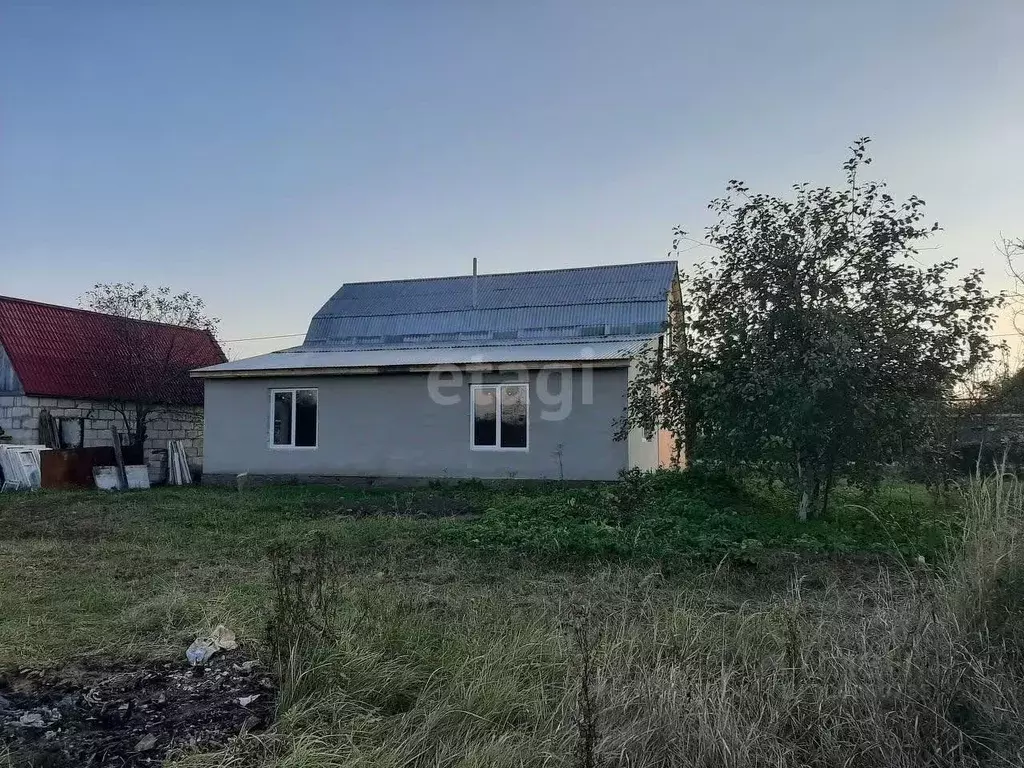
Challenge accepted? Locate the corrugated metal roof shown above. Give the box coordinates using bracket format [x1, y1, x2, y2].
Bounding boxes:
[304, 303, 665, 347]
[193, 338, 648, 377]
[0, 295, 226, 403]
[304, 261, 676, 346]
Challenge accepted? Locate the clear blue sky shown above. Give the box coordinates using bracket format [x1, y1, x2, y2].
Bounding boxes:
[2, 1, 1022, 358]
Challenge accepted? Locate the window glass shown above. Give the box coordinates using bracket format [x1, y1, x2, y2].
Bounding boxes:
[500, 385, 528, 448]
[473, 387, 497, 447]
[295, 389, 318, 447]
[273, 391, 293, 446]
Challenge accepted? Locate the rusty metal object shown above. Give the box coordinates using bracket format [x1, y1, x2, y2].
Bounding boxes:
[40, 448, 116, 489]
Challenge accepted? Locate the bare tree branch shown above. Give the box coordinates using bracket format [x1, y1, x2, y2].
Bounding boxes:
[79, 283, 220, 447]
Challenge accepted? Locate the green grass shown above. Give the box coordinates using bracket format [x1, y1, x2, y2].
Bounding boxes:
[0, 474, 955, 667]
[0, 485, 435, 666]
[436, 471, 959, 564]
[2, 473, 1019, 767]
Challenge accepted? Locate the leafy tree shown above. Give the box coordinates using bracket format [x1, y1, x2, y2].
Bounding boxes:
[624, 139, 1001, 520]
[80, 283, 220, 448]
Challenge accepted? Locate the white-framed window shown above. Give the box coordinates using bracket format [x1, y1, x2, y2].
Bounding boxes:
[471, 383, 528, 451]
[270, 388, 318, 449]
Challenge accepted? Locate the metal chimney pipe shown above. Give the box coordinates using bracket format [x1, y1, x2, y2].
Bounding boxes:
[472, 258, 478, 307]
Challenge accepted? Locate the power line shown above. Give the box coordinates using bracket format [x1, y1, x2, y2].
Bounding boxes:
[221, 332, 305, 344]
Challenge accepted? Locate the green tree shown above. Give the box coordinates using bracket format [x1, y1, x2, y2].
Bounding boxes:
[624, 139, 1001, 520]
[80, 283, 220, 448]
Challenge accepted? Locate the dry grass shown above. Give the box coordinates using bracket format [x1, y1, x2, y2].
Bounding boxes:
[173, 476, 1024, 768]
[1, 481, 1021, 767]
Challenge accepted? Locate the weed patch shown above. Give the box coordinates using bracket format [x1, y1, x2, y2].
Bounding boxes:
[437, 470, 958, 565]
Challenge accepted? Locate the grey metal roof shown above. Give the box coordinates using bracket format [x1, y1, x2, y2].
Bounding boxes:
[304, 261, 676, 347]
[193, 338, 649, 377]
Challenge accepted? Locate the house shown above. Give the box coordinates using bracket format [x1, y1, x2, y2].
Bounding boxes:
[0, 296, 225, 464]
[193, 261, 680, 483]
[957, 371, 1024, 470]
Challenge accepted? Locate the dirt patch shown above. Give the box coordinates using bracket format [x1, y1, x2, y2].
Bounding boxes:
[1, 651, 274, 767]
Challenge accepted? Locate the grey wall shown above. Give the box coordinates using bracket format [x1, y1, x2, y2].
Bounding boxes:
[0, 394, 204, 462]
[203, 367, 633, 481]
[0, 343, 22, 393]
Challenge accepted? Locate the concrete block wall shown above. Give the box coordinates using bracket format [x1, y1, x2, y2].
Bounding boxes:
[0, 395, 204, 465]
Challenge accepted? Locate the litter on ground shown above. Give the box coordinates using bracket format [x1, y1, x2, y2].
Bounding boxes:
[185, 624, 238, 666]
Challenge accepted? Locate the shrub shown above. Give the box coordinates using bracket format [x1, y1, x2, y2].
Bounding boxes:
[435, 469, 956, 565]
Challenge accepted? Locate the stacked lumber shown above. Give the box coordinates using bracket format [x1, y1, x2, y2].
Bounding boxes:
[37, 409, 65, 449]
[167, 441, 193, 486]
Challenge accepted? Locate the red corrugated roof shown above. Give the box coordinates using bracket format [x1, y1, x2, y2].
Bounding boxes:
[0, 295, 226, 405]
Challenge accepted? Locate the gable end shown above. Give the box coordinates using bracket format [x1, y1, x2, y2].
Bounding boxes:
[0, 342, 22, 393]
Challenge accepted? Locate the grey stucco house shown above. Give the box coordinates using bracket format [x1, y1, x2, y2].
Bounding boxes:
[193, 261, 679, 483]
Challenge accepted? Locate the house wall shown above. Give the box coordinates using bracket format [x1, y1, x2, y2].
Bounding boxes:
[0, 343, 21, 393]
[202, 367, 639, 482]
[0, 394, 204, 464]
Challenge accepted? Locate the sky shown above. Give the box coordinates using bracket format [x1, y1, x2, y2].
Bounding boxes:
[1, 1, 1022, 359]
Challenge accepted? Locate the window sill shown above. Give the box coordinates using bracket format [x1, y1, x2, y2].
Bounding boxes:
[269, 445, 319, 451]
[470, 445, 529, 453]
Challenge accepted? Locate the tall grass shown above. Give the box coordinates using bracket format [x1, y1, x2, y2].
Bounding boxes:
[176, 474, 1024, 768]
[946, 470, 1024, 659]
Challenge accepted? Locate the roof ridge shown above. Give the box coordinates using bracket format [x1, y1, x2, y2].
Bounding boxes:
[316, 297, 668, 320]
[296, 334, 655, 354]
[338, 259, 677, 288]
[0, 294, 218, 336]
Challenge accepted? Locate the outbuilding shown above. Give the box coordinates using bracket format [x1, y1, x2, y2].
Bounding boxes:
[0, 295, 224, 464]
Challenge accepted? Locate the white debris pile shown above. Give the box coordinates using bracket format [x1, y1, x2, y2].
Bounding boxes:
[0, 445, 49, 491]
[186, 625, 238, 666]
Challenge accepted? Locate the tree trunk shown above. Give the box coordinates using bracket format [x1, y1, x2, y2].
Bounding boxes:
[132, 406, 149, 449]
[680, 309, 696, 470]
[818, 469, 834, 520]
[796, 458, 820, 522]
[797, 488, 811, 523]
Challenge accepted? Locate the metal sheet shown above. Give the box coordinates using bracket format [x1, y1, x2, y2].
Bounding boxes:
[40, 447, 117, 489]
[304, 261, 676, 346]
[0, 295, 225, 403]
[194, 338, 650, 376]
[304, 303, 665, 345]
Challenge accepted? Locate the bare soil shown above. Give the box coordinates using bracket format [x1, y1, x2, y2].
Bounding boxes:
[0, 651, 274, 767]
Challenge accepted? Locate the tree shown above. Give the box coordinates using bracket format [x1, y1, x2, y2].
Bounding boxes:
[80, 283, 220, 448]
[1001, 236, 1024, 335]
[623, 139, 1001, 520]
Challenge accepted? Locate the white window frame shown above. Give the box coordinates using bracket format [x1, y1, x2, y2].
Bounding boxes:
[470, 382, 529, 452]
[269, 388, 319, 450]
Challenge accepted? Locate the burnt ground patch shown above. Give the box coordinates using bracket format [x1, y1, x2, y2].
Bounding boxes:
[1, 651, 274, 767]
